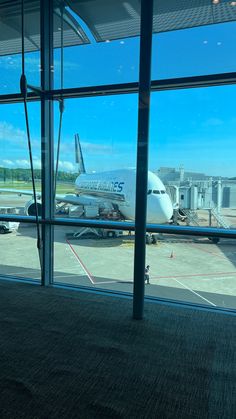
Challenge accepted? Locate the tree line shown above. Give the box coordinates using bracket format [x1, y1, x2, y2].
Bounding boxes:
[0, 167, 77, 183]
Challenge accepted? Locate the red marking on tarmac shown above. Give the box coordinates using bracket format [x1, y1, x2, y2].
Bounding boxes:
[66, 239, 95, 285]
[152, 271, 236, 280]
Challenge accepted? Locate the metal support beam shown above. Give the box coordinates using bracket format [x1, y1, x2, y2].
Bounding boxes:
[133, 0, 153, 319]
[41, 0, 54, 286]
[3, 71, 236, 104]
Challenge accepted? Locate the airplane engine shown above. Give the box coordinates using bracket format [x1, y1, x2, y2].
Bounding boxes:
[24, 199, 42, 216]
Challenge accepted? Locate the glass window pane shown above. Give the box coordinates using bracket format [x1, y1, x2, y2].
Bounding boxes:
[150, 86, 236, 226]
[144, 233, 236, 310]
[54, 95, 138, 221]
[0, 102, 41, 215]
[0, 223, 41, 281]
[152, 1, 236, 80]
[54, 225, 134, 294]
[145, 85, 236, 309]
[53, 1, 140, 89]
[0, 0, 40, 95]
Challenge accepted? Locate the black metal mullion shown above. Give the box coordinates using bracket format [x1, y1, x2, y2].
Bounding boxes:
[41, 0, 54, 286]
[2, 71, 236, 104]
[133, 0, 153, 320]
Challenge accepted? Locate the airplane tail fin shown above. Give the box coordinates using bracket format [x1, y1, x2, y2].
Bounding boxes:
[75, 133, 86, 174]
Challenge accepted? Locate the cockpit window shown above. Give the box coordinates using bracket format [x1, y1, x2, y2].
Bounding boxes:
[149, 190, 166, 195]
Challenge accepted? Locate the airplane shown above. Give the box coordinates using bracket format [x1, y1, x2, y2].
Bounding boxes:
[0, 134, 173, 224]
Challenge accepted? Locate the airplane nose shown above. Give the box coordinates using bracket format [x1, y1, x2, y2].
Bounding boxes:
[159, 195, 173, 223]
[147, 194, 173, 223]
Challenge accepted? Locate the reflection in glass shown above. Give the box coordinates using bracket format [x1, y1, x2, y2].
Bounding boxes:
[152, 23, 236, 80]
[152, 1, 236, 79]
[0, 0, 41, 95]
[53, 0, 140, 88]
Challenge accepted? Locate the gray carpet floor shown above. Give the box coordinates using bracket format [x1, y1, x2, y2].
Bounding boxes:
[0, 280, 235, 419]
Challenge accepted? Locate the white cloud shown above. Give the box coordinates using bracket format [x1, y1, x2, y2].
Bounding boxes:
[0, 158, 41, 170]
[2, 159, 14, 167]
[0, 121, 25, 142]
[15, 159, 30, 168]
[0, 121, 40, 152]
[32, 159, 41, 169]
[1, 158, 76, 172]
[58, 160, 76, 172]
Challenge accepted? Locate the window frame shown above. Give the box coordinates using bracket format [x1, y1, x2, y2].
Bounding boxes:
[1, 0, 236, 318]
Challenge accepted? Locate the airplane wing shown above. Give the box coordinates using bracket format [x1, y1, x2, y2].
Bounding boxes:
[55, 194, 105, 206]
[0, 189, 105, 207]
[0, 188, 40, 197]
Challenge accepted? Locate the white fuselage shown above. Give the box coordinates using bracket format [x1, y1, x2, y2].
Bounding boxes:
[75, 168, 173, 224]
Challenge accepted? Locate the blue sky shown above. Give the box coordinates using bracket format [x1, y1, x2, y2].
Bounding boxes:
[1, 19, 236, 177]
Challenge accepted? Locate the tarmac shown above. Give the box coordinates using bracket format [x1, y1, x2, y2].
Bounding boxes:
[0, 194, 236, 310]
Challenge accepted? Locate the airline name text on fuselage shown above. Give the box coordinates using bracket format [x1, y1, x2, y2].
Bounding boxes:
[77, 181, 125, 193]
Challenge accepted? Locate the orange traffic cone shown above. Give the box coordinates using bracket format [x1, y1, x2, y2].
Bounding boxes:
[170, 250, 175, 258]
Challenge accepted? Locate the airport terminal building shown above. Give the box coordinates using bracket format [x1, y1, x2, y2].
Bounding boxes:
[158, 166, 236, 211]
[0, 1, 236, 418]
